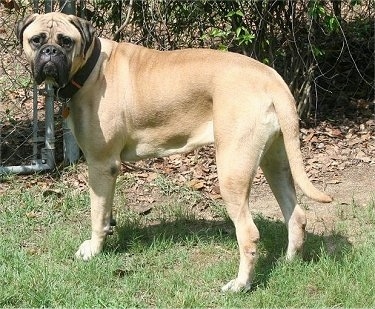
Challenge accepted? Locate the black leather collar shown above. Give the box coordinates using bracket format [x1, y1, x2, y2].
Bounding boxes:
[55, 37, 101, 100]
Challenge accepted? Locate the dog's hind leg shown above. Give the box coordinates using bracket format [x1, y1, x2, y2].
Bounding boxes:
[216, 131, 265, 292]
[75, 157, 120, 260]
[260, 135, 307, 260]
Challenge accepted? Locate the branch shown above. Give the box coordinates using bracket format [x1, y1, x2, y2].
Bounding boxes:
[113, 0, 134, 41]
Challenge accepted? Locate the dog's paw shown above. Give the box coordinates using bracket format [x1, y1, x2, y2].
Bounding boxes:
[75, 239, 102, 261]
[221, 278, 251, 293]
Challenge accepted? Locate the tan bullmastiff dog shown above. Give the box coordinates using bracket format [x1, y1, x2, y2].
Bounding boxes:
[17, 12, 332, 292]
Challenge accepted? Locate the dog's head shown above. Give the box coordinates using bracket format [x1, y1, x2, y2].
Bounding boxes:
[16, 12, 95, 87]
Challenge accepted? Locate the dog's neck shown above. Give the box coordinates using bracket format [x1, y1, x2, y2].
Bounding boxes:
[55, 37, 101, 100]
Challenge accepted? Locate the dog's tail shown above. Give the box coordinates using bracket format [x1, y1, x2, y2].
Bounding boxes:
[271, 72, 332, 203]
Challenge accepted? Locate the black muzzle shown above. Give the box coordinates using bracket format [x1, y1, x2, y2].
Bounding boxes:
[33, 44, 71, 87]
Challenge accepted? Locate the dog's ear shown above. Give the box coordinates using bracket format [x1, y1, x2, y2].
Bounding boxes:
[16, 14, 39, 46]
[67, 15, 96, 58]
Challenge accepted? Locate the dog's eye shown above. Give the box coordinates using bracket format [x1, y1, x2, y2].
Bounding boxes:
[60, 37, 73, 48]
[30, 35, 42, 47]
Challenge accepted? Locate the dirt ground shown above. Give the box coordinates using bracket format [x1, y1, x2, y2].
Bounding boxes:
[249, 164, 375, 238]
[117, 156, 374, 246]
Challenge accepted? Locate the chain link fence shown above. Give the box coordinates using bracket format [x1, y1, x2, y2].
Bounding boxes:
[0, 4, 40, 170]
[0, 0, 373, 173]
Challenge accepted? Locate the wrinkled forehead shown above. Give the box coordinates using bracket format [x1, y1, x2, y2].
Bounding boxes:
[43, 15, 69, 29]
[24, 13, 80, 40]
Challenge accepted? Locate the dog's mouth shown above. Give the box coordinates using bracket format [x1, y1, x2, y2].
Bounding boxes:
[33, 44, 71, 88]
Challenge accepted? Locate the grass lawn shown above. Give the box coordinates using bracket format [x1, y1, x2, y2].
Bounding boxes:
[0, 169, 374, 307]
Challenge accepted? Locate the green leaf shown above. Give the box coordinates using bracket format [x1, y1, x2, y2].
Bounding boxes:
[226, 9, 244, 18]
[235, 27, 242, 38]
[235, 9, 244, 17]
[311, 45, 324, 57]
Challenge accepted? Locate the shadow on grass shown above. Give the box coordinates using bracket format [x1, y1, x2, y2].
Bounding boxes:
[252, 216, 352, 290]
[107, 214, 351, 290]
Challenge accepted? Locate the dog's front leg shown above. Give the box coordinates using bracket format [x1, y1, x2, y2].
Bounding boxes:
[75, 160, 119, 261]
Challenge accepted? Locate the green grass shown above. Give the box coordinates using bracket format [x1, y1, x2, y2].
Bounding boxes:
[0, 171, 374, 307]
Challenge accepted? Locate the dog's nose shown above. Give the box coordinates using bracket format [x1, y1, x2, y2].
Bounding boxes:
[41, 45, 59, 56]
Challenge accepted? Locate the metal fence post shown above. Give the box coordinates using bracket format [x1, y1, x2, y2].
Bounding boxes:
[0, 83, 56, 174]
[42, 82, 56, 169]
[60, 0, 81, 164]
